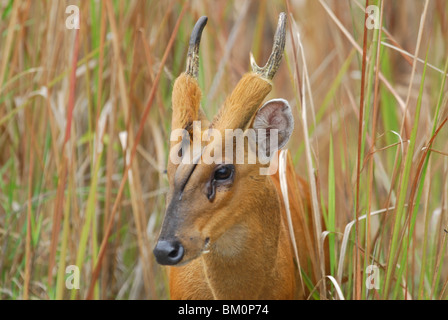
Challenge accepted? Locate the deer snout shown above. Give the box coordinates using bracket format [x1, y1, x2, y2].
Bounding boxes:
[153, 239, 185, 265]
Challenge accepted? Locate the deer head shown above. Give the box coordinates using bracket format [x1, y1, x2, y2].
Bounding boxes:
[153, 13, 294, 266]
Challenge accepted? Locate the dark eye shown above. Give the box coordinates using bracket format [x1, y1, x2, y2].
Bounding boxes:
[214, 165, 234, 181]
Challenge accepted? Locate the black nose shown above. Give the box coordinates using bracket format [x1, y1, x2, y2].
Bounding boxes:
[153, 240, 185, 265]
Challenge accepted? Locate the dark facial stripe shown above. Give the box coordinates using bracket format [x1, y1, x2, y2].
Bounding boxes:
[178, 162, 198, 201]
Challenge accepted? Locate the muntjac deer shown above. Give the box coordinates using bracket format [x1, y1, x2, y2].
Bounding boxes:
[153, 13, 320, 299]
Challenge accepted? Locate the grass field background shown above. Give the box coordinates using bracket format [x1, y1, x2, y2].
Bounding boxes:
[0, 0, 447, 300]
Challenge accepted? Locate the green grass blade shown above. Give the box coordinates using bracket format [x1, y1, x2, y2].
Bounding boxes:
[384, 48, 429, 297]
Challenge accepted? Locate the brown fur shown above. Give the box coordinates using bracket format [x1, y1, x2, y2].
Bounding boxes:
[171, 74, 202, 136]
[213, 73, 272, 130]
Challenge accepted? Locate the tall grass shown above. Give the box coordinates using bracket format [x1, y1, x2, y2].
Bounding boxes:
[0, 0, 447, 300]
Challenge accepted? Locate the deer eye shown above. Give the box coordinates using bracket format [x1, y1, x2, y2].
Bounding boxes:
[213, 165, 234, 181]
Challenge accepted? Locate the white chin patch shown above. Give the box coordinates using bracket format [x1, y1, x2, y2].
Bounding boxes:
[212, 224, 247, 257]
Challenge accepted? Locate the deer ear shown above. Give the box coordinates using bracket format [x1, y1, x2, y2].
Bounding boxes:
[251, 99, 294, 158]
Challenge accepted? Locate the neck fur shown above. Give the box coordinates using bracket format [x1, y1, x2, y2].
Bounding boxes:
[200, 183, 282, 299]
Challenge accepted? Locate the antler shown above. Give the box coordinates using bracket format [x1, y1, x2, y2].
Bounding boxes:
[250, 12, 286, 80]
[186, 16, 208, 78]
[170, 16, 208, 141]
[212, 13, 287, 131]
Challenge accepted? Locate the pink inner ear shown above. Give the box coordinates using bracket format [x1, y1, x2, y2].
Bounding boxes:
[252, 98, 294, 151]
[269, 109, 286, 127]
[254, 99, 293, 131]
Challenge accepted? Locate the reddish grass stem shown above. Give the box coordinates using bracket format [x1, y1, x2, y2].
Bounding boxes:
[47, 28, 80, 288]
[354, 0, 370, 301]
